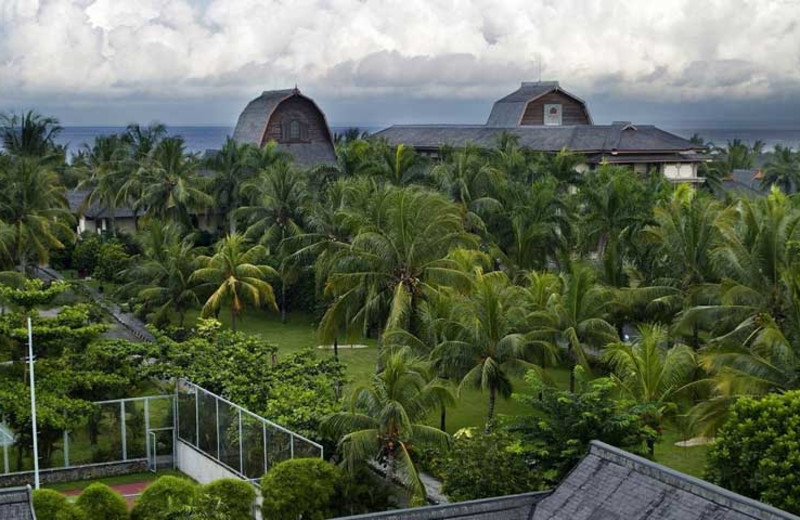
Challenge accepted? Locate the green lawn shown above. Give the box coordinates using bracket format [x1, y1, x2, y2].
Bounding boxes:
[176, 308, 709, 476]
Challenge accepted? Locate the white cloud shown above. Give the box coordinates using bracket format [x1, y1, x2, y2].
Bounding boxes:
[0, 0, 799, 107]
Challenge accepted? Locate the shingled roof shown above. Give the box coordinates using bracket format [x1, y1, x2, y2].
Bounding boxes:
[486, 81, 591, 127]
[333, 441, 800, 520]
[0, 486, 36, 520]
[373, 123, 698, 155]
[232, 89, 297, 146]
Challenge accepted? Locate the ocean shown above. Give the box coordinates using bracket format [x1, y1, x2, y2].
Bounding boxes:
[53, 125, 800, 157]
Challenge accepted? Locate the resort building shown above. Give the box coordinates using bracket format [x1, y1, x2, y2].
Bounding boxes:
[232, 87, 336, 166]
[374, 81, 708, 184]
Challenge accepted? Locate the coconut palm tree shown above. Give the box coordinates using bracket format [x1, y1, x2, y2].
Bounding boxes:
[761, 145, 799, 194]
[603, 323, 696, 454]
[206, 138, 257, 234]
[139, 137, 212, 225]
[0, 111, 64, 161]
[370, 142, 426, 187]
[537, 148, 585, 189]
[435, 269, 546, 432]
[190, 233, 278, 331]
[0, 157, 73, 272]
[319, 187, 476, 348]
[322, 347, 452, 499]
[75, 134, 129, 235]
[527, 263, 618, 392]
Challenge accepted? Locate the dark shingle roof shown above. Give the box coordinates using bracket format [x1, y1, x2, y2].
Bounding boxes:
[532, 441, 799, 520]
[373, 123, 698, 154]
[0, 486, 36, 520]
[334, 492, 549, 520]
[232, 89, 297, 146]
[486, 81, 590, 127]
[67, 189, 136, 219]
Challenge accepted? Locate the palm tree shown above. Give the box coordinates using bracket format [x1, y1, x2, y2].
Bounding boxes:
[371, 142, 426, 186]
[0, 111, 64, 161]
[435, 269, 545, 431]
[0, 157, 73, 272]
[206, 138, 257, 233]
[603, 323, 696, 454]
[75, 134, 128, 235]
[320, 187, 476, 348]
[761, 145, 799, 194]
[124, 221, 200, 327]
[527, 263, 618, 392]
[713, 139, 764, 177]
[140, 137, 212, 225]
[191, 233, 278, 331]
[536, 148, 585, 189]
[117, 123, 167, 229]
[322, 347, 452, 499]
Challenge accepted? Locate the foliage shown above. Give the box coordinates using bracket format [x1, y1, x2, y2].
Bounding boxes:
[440, 430, 544, 501]
[705, 391, 800, 514]
[0, 278, 68, 311]
[198, 478, 256, 520]
[94, 242, 131, 282]
[513, 370, 655, 486]
[132, 476, 199, 520]
[260, 458, 343, 520]
[33, 488, 86, 520]
[72, 233, 103, 275]
[76, 483, 129, 520]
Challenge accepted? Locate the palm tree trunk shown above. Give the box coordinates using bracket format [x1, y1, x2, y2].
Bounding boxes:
[179, 310, 185, 328]
[485, 387, 496, 433]
[440, 405, 447, 432]
[231, 307, 237, 332]
[281, 281, 287, 324]
[333, 336, 339, 362]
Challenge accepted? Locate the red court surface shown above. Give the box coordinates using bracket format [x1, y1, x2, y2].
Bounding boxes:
[62, 480, 150, 506]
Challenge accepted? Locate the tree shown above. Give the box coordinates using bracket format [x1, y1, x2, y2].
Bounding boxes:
[198, 478, 256, 520]
[761, 145, 799, 193]
[131, 476, 199, 520]
[322, 347, 452, 500]
[260, 459, 343, 520]
[0, 111, 64, 161]
[320, 186, 475, 347]
[75, 135, 129, 235]
[713, 138, 764, 177]
[370, 142, 427, 186]
[705, 390, 800, 515]
[603, 323, 696, 454]
[0, 157, 73, 272]
[205, 137, 257, 233]
[527, 263, 618, 392]
[117, 123, 167, 229]
[191, 233, 278, 331]
[33, 489, 86, 520]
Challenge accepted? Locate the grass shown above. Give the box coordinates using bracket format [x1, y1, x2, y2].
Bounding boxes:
[44, 469, 188, 492]
[174, 308, 710, 476]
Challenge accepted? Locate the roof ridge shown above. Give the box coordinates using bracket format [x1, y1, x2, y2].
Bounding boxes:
[589, 441, 800, 520]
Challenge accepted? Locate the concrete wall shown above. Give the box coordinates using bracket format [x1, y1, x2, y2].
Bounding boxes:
[176, 440, 242, 485]
[0, 460, 147, 488]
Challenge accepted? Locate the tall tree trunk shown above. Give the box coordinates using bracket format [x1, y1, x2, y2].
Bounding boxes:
[485, 387, 496, 433]
[281, 281, 287, 324]
[231, 307, 237, 332]
[333, 337, 339, 362]
[440, 405, 447, 432]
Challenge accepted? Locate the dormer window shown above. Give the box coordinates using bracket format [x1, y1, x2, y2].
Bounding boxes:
[289, 120, 301, 140]
[283, 118, 308, 142]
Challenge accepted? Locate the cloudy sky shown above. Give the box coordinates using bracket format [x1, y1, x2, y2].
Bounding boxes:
[1, 0, 799, 127]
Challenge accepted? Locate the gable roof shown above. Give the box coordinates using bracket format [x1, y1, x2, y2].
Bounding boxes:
[331, 441, 799, 520]
[232, 89, 297, 146]
[532, 441, 799, 520]
[373, 123, 698, 154]
[486, 81, 591, 127]
[0, 486, 36, 520]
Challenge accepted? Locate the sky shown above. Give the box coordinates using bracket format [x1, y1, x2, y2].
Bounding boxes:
[1, 0, 800, 128]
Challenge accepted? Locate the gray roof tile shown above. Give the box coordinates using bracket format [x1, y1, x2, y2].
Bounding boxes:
[486, 81, 587, 127]
[0, 486, 36, 520]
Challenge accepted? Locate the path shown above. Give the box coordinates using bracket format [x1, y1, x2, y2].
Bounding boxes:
[38, 266, 155, 343]
[62, 480, 150, 507]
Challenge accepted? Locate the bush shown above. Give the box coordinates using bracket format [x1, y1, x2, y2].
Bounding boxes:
[441, 430, 543, 501]
[706, 391, 800, 515]
[131, 476, 198, 520]
[198, 478, 255, 520]
[333, 466, 394, 517]
[94, 242, 130, 282]
[72, 234, 102, 276]
[33, 489, 86, 520]
[261, 458, 342, 520]
[75, 483, 128, 520]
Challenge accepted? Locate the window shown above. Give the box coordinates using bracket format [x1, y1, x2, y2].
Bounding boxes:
[289, 119, 301, 140]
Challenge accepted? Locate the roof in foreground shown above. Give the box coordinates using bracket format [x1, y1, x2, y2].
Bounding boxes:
[333, 441, 800, 520]
[0, 486, 36, 520]
[373, 123, 698, 154]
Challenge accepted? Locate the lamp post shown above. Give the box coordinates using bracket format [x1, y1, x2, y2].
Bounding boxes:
[27, 317, 40, 489]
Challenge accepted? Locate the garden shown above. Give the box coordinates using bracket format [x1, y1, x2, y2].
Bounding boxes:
[0, 113, 799, 517]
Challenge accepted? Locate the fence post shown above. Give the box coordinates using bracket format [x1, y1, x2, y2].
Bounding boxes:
[63, 430, 69, 468]
[121, 401, 127, 461]
[290, 434, 294, 459]
[238, 409, 243, 475]
[144, 398, 150, 466]
[262, 423, 268, 475]
[195, 388, 200, 447]
[216, 398, 220, 459]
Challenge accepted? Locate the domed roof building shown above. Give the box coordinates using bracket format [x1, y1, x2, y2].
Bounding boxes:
[232, 88, 336, 166]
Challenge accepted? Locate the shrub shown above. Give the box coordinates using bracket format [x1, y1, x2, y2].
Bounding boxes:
[94, 242, 130, 282]
[131, 476, 198, 520]
[72, 234, 102, 276]
[261, 458, 342, 520]
[705, 390, 800, 515]
[333, 466, 394, 517]
[75, 483, 128, 520]
[33, 489, 86, 520]
[198, 478, 255, 520]
[441, 430, 543, 501]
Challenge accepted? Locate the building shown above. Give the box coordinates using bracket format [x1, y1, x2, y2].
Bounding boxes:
[0, 486, 36, 520]
[374, 81, 707, 184]
[334, 441, 799, 520]
[232, 87, 336, 166]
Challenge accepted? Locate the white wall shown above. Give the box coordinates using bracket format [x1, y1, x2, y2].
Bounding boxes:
[662, 163, 698, 180]
[176, 440, 242, 484]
